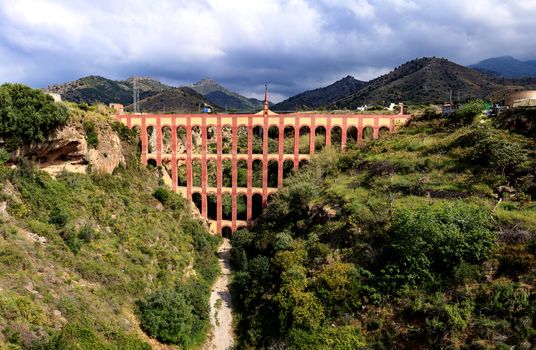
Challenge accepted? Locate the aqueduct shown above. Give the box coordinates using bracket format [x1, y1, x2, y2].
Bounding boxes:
[115, 103, 410, 235]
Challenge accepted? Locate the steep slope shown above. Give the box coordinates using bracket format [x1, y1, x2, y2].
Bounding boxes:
[126, 87, 221, 113]
[470, 56, 536, 78]
[192, 79, 264, 112]
[272, 75, 366, 111]
[332, 57, 536, 108]
[44, 76, 171, 105]
[0, 87, 220, 349]
[231, 103, 536, 348]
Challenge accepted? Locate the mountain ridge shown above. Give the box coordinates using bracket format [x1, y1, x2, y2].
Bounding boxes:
[470, 56, 536, 78]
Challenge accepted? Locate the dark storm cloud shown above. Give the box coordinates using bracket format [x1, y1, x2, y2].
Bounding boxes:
[1, 0, 535, 102]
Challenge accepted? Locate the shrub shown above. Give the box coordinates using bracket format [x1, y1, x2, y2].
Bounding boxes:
[153, 187, 169, 204]
[0, 83, 69, 151]
[83, 120, 99, 149]
[49, 206, 69, 228]
[449, 100, 485, 126]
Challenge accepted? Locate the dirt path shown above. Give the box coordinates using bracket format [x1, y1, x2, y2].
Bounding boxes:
[204, 238, 234, 350]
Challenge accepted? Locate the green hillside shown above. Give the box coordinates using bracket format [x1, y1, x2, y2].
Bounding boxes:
[0, 85, 220, 349]
[231, 102, 536, 349]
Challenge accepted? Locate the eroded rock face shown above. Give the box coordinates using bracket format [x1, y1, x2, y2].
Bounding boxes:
[10, 121, 125, 176]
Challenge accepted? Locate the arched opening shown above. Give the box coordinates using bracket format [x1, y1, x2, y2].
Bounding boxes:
[177, 160, 187, 186]
[237, 194, 247, 221]
[222, 159, 232, 187]
[237, 226, 247, 232]
[192, 159, 202, 187]
[207, 193, 217, 220]
[237, 160, 247, 187]
[176, 126, 187, 154]
[299, 126, 310, 154]
[132, 126, 142, 155]
[252, 159, 263, 188]
[331, 126, 342, 148]
[252, 126, 263, 154]
[222, 125, 232, 154]
[237, 126, 248, 154]
[147, 158, 157, 168]
[162, 126, 172, 154]
[283, 159, 294, 179]
[267, 194, 274, 203]
[299, 159, 309, 168]
[284, 126, 295, 154]
[379, 126, 390, 138]
[347, 126, 358, 147]
[161, 158, 172, 180]
[147, 126, 156, 153]
[207, 160, 217, 187]
[363, 126, 374, 141]
[268, 160, 278, 187]
[206, 126, 217, 154]
[191, 126, 202, 154]
[252, 193, 263, 219]
[268, 126, 279, 153]
[315, 126, 326, 151]
[222, 193, 232, 220]
[192, 192, 202, 213]
[222, 226, 232, 239]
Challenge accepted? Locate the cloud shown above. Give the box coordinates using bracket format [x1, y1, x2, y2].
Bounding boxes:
[0, 0, 534, 102]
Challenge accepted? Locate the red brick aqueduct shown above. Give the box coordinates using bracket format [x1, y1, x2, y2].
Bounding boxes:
[115, 104, 411, 235]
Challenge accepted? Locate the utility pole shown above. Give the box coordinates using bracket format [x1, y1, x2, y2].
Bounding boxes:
[133, 78, 140, 114]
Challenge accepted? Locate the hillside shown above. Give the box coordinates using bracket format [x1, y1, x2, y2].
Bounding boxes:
[470, 56, 536, 78]
[231, 102, 536, 348]
[273, 75, 365, 111]
[0, 85, 220, 349]
[191, 79, 264, 112]
[45, 76, 171, 105]
[125, 87, 220, 113]
[331, 57, 536, 108]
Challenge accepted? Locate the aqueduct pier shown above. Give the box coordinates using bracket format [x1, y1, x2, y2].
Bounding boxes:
[116, 109, 410, 235]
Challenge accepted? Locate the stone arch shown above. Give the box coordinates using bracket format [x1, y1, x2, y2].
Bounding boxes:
[207, 193, 217, 220]
[283, 159, 294, 178]
[222, 125, 232, 154]
[299, 126, 310, 154]
[222, 159, 232, 187]
[268, 125, 279, 153]
[207, 159, 217, 187]
[284, 126, 295, 154]
[237, 159, 247, 187]
[268, 159, 278, 187]
[267, 194, 274, 203]
[206, 125, 217, 154]
[237, 194, 247, 221]
[192, 158, 202, 187]
[347, 126, 358, 146]
[331, 126, 342, 148]
[222, 193, 232, 220]
[176, 126, 187, 154]
[147, 158, 157, 168]
[252, 193, 263, 219]
[161, 158, 172, 180]
[162, 126, 172, 154]
[132, 126, 142, 154]
[222, 226, 232, 239]
[191, 125, 202, 153]
[252, 125, 263, 154]
[299, 159, 309, 168]
[147, 126, 156, 153]
[379, 126, 390, 138]
[363, 126, 374, 141]
[237, 126, 248, 154]
[315, 126, 326, 151]
[252, 159, 263, 188]
[177, 159, 187, 186]
[192, 192, 202, 213]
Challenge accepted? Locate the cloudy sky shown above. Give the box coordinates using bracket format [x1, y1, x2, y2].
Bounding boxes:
[0, 0, 535, 102]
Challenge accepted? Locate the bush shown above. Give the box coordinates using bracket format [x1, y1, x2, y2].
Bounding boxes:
[49, 206, 69, 228]
[0, 83, 69, 151]
[449, 100, 485, 126]
[153, 187, 169, 204]
[83, 120, 99, 149]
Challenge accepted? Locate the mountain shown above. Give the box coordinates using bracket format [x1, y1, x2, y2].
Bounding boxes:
[331, 57, 536, 109]
[272, 75, 366, 111]
[191, 78, 265, 112]
[125, 87, 220, 113]
[44, 76, 171, 105]
[470, 56, 536, 78]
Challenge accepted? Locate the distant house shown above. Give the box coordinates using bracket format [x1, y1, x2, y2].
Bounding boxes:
[109, 103, 124, 114]
[505, 91, 536, 108]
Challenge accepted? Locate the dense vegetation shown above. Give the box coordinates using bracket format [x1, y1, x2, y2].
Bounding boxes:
[0, 88, 220, 349]
[0, 84, 69, 151]
[231, 102, 536, 349]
